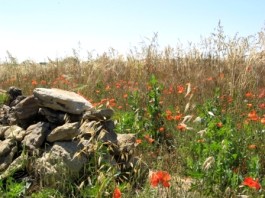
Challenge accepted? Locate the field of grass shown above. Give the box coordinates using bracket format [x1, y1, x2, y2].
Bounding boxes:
[0, 24, 265, 197]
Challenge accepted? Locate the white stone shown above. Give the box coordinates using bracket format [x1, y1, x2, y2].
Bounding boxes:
[33, 88, 93, 114]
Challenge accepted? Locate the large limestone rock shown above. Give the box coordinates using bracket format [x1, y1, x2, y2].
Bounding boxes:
[22, 122, 50, 151]
[33, 88, 93, 114]
[14, 95, 39, 120]
[46, 122, 80, 142]
[35, 141, 88, 187]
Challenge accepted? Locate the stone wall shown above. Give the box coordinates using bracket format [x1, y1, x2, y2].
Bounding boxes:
[0, 87, 147, 190]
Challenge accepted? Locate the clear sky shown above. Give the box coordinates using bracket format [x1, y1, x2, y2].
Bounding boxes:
[0, 0, 265, 62]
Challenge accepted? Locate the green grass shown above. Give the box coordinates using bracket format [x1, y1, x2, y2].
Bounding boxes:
[0, 92, 8, 105]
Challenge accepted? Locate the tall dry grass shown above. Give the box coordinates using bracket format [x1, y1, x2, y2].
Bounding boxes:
[0, 23, 264, 110]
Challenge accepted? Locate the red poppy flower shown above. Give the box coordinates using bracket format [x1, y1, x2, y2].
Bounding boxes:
[259, 103, 265, 109]
[40, 80, 47, 85]
[31, 80, 38, 86]
[176, 123, 187, 131]
[159, 127, 165, 132]
[247, 110, 259, 121]
[216, 122, 223, 128]
[165, 110, 174, 121]
[248, 144, 257, 150]
[227, 96, 233, 103]
[261, 117, 265, 124]
[243, 177, 261, 190]
[174, 114, 182, 121]
[177, 85, 184, 94]
[113, 187, 121, 198]
[105, 85, 111, 91]
[144, 134, 155, 143]
[197, 139, 205, 143]
[136, 139, 142, 144]
[245, 92, 254, 98]
[247, 103, 253, 108]
[150, 171, 171, 188]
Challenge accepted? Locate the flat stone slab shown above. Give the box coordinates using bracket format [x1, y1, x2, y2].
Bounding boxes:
[46, 122, 79, 142]
[33, 88, 93, 114]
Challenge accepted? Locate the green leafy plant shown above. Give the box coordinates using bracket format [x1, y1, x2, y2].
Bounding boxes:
[0, 178, 26, 198]
[187, 94, 246, 196]
[0, 92, 8, 105]
[145, 74, 174, 148]
[31, 188, 63, 198]
[114, 90, 144, 135]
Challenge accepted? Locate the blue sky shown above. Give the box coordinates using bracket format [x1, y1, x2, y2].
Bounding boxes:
[0, 0, 264, 62]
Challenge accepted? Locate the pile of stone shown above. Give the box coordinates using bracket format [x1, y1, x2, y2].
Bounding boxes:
[0, 87, 147, 189]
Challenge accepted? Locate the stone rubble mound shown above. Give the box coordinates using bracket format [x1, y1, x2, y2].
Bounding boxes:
[0, 87, 147, 189]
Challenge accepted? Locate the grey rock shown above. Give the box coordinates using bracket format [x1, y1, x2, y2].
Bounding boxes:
[101, 120, 117, 143]
[7, 113, 17, 125]
[6, 87, 22, 106]
[35, 141, 87, 188]
[14, 95, 39, 120]
[0, 105, 16, 125]
[0, 144, 17, 172]
[7, 86, 22, 99]
[33, 88, 93, 114]
[10, 95, 26, 107]
[4, 125, 26, 141]
[98, 128, 118, 144]
[0, 155, 27, 179]
[46, 122, 79, 142]
[0, 139, 16, 157]
[83, 108, 114, 121]
[79, 120, 117, 143]
[39, 108, 82, 125]
[39, 107, 66, 124]
[0, 125, 10, 139]
[22, 122, 50, 150]
[108, 133, 136, 165]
